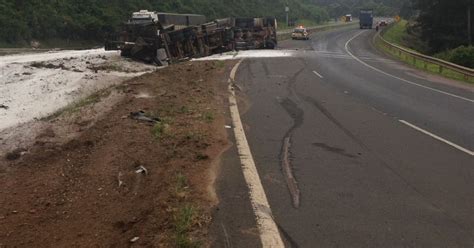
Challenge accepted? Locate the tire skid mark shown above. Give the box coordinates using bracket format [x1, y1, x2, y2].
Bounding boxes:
[276, 60, 306, 209]
[312, 142, 358, 158]
[279, 98, 304, 209]
[303, 96, 368, 149]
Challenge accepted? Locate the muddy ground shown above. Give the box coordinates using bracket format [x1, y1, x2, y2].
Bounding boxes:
[0, 60, 235, 247]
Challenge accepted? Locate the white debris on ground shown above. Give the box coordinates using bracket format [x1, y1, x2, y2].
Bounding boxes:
[0, 49, 156, 131]
[192, 49, 297, 61]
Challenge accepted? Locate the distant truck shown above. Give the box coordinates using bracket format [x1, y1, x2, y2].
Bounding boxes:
[345, 14, 353, 22]
[359, 9, 374, 29]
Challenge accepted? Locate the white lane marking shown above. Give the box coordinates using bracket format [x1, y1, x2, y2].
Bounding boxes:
[399, 120, 474, 156]
[345, 31, 474, 103]
[313, 70, 324, 79]
[228, 60, 285, 247]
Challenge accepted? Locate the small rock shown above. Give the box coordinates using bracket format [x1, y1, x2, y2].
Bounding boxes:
[130, 237, 140, 243]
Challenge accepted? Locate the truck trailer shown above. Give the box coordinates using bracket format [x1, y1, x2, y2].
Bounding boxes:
[105, 10, 278, 65]
[359, 9, 374, 29]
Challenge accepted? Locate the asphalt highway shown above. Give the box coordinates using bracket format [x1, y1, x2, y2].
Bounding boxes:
[215, 25, 474, 247]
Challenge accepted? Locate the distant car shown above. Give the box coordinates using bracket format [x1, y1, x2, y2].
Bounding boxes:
[291, 27, 310, 40]
[379, 20, 388, 26]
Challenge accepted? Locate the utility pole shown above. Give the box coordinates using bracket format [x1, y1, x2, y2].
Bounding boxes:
[285, 6, 290, 27]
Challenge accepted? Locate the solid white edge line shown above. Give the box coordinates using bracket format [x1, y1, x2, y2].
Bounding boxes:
[312, 70, 324, 79]
[399, 120, 474, 156]
[228, 60, 285, 247]
[345, 31, 474, 104]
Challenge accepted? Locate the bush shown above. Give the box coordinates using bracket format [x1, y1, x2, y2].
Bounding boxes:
[435, 46, 474, 69]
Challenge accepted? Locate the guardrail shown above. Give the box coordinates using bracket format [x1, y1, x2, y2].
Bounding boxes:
[375, 23, 474, 82]
[277, 21, 359, 41]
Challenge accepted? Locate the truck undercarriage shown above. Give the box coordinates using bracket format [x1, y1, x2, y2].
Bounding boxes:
[105, 11, 278, 65]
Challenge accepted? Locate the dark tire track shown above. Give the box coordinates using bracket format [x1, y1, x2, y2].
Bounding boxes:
[303, 96, 367, 149]
[277, 61, 306, 209]
[279, 98, 304, 208]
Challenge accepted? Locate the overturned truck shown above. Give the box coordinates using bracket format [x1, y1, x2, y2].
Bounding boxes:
[105, 10, 278, 65]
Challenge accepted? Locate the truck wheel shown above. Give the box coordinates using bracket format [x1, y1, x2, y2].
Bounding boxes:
[265, 41, 276, 49]
[121, 49, 131, 57]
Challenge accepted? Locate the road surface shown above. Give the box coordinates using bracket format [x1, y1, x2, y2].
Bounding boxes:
[213, 25, 474, 247]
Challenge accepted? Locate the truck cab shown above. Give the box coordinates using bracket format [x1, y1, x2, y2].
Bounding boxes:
[130, 10, 159, 23]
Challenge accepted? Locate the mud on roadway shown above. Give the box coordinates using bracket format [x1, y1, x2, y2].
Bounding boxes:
[0, 60, 235, 247]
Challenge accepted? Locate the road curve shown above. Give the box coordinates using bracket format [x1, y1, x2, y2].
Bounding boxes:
[229, 26, 474, 247]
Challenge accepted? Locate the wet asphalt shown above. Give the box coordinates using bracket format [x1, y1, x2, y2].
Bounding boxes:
[213, 26, 474, 247]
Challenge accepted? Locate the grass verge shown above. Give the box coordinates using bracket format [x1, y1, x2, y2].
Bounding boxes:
[382, 20, 408, 45]
[377, 24, 474, 84]
[172, 173, 201, 248]
[174, 205, 200, 248]
[43, 89, 110, 121]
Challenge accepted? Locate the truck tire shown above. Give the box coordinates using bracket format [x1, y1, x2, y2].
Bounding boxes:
[121, 49, 131, 57]
[265, 40, 276, 49]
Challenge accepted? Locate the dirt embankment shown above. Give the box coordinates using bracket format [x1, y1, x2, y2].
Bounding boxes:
[0, 60, 234, 247]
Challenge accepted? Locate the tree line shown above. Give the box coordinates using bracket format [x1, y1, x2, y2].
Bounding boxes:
[0, 0, 329, 45]
[413, 0, 473, 53]
[0, 0, 407, 45]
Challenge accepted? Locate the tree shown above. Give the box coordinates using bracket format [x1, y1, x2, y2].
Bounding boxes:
[415, 0, 473, 52]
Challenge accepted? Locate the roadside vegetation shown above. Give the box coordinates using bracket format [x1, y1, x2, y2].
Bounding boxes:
[387, 0, 474, 69]
[378, 0, 474, 70]
[434, 46, 474, 69]
[0, 0, 411, 48]
[379, 21, 474, 83]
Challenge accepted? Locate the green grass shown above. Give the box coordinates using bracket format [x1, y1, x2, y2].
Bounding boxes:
[152, 122, 167, 139]
[382, 20, 408, 46]
[174, 205, 200, 248]
[214, 60, 225, 69]
[173, 172, 200, 248]
[175, 173, 188, 194]
[43, 90, 106, 120]
[376, 38, 474, 84]
[178, 106, 191, 114]
[202, 111, 214, 123]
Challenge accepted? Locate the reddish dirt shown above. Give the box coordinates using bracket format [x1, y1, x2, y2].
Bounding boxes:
[0, 61, 234, 247]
